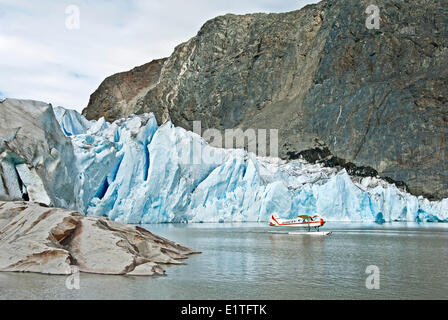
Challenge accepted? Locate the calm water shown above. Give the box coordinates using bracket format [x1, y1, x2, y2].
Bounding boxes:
[0, 222, 447, 300]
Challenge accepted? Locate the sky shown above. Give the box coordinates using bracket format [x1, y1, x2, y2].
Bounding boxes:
[0, 0, 318, 112]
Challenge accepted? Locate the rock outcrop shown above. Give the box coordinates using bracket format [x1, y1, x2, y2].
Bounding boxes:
[83, 59, 167, 123]
[82, 0, 448, 200]
[0, 201, 199, 275]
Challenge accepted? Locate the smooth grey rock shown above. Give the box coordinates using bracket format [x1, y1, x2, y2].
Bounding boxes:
[0, 201, 199, 275]
[0, 99, 77, 207]
[82, 0, 448, 199]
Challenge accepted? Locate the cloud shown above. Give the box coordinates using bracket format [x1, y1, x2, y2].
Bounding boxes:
[0, 0, 319, 112]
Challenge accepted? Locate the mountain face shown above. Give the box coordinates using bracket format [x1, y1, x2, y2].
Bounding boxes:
[82, 0, 448, 200]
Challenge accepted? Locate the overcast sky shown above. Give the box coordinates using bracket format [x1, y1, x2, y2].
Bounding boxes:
[0, 0, 318, 112]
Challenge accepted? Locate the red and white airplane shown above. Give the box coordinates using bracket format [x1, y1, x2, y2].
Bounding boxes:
[269, 214, 326, 231]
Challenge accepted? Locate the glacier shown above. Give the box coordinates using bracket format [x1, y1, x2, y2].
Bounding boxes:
[53, 107, 448, 224]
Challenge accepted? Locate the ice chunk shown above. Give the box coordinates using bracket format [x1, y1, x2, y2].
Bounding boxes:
[0, 158, 22, 200]
[15, 163, 51, 205]
[54, 106, 92, 136]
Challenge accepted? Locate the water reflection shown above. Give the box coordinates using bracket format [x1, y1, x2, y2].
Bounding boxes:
[1, 222, 447, 299]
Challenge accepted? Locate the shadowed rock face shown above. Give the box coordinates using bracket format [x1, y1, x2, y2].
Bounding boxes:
[83, 59, 167, 123]
[82, 0, 448, 199]
[0, 201, 199, 275]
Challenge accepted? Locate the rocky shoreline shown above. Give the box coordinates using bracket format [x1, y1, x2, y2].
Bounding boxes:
[0, 201, 199, 276]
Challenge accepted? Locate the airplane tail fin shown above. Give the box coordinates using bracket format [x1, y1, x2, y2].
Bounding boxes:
[269, 214, 280, 226]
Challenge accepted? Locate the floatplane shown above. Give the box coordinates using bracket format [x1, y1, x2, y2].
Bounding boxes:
[269, 214, 331, 236]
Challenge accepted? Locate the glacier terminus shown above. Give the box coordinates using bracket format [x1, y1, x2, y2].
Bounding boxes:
[53, 104, 447, 224]
[0, 99, 447, 224]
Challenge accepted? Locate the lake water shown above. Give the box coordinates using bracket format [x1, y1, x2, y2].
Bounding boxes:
[0, 222, 447, 300]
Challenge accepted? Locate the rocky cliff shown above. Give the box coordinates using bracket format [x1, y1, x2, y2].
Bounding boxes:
[82, 0, 448, 200]
[83, 59, 167, 122]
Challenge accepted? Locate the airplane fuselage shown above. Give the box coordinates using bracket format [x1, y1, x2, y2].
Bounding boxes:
[269, 215, 325, 228]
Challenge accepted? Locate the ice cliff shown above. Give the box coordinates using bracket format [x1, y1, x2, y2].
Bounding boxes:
[1, 99, 447, 223]
[57, 105, 448, 223]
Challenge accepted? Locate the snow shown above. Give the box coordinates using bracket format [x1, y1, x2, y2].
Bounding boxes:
[53, 108, 448, 223]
